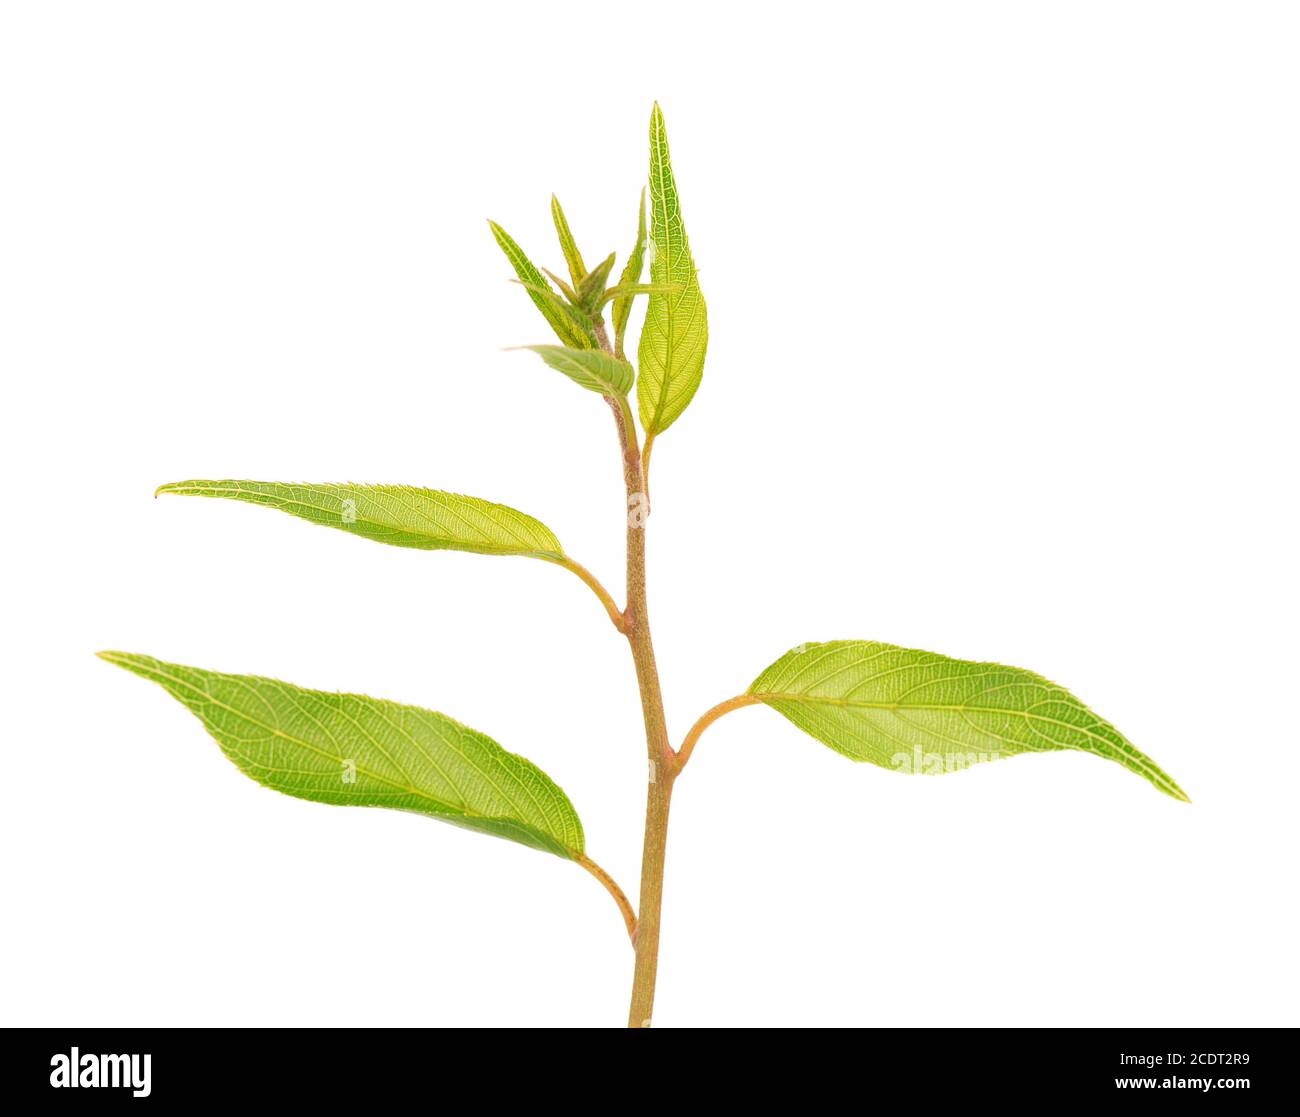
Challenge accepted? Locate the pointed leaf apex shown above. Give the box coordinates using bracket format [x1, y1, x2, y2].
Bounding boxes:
[550, 195, 587, 288]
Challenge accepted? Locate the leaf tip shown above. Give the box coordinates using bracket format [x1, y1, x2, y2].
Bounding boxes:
[1167, 781, 1192, 804]
[650, 102, 668, 137]
[97, 650, 167, 684]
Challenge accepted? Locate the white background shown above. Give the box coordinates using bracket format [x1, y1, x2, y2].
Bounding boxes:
[3, 2, 1297, 1028]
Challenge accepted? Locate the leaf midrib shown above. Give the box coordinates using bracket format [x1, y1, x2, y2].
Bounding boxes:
[545, 351, 629, 395]
[758, 692, 1167, 784]
[650, 109, 676, 424]
[168, 484, 559, 557]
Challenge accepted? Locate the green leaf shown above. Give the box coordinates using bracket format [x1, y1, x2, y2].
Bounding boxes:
[518, 344, 634, 397]
[156, 481, 565, 560]
[748, 640, 1188, 801]
[637, 103, 708, 435]
[611, 188, 647, 356]
[513, 278, 596, 342]
[550, 195, 587, 288]
[99, 652, 585, 858]
[576, 252, 617, 311]
[540, 268, 581, 305]
[489, 220, 594, 348]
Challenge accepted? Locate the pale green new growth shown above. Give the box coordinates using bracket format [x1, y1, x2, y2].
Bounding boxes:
[488, 220, 594, 349]
[98, 652, 586, 858]
[550, 195, 587, 289]
[520, 344, 634, 397]
[576, 252, 617, 312]
[515, 277, 598, 343]
[541, 267, 580, 305]
[103, 104, 1187, 1028]
[612, 189, 647, 356]
[156, 480, 564, 559]
[638, 103, 708, 435]
[749, 640, 1188, 801]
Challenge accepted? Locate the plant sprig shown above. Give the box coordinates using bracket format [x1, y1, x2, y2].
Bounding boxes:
[101, 103, 1188, 1028]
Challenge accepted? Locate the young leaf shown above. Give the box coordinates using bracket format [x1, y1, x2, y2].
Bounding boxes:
[489, 220, 594, 348]
[576, 252, 617, 312]
[156, 481, 565, 559]
[611, 188, 647, 356]
[540, 268, 581, 305]
[550, 195, 587, 288]
[748, 640, 1188, 801]
[517, 345, 634, 397]
[98, 652, 585, 858]
[637, 103, 708, 435]
[514, 277, 596, 342]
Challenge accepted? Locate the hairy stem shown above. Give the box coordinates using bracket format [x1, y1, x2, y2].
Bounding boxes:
[603, 391, 675, 1028]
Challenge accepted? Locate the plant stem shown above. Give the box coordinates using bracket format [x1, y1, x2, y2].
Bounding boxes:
[629, 766, 673, 1027]
[604, 392, 676, 1028]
